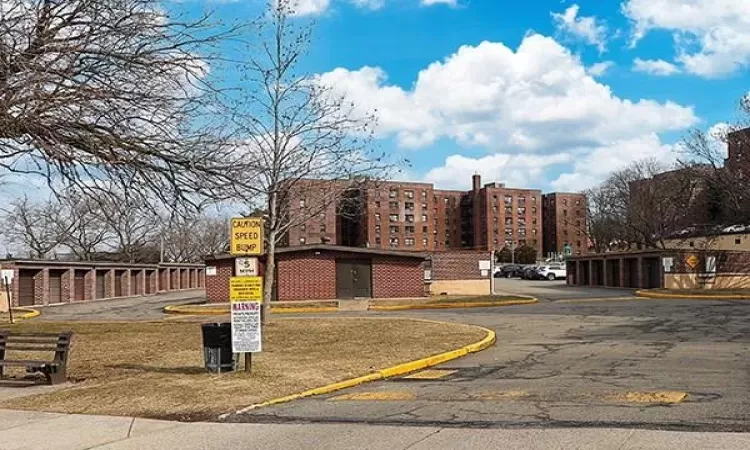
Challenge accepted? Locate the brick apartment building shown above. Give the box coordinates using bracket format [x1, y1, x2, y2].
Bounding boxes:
[542, 193, 588, 257]
[726, 127, 750, 178]
[282, 174, 581, 257]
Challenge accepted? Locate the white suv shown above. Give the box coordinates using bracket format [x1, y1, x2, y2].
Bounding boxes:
[537, 264, 566, 281]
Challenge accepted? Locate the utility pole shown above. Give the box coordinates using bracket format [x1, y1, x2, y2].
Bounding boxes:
[490, 250, 495, 296]
[510, 240, 516, 264]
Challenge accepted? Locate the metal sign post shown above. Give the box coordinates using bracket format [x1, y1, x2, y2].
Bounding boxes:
[229, 276, 263, 373]
[3, 275, 13, 324]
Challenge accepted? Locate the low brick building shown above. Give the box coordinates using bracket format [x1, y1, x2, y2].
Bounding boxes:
[427, 251, 493, 296]
[204, 244, 427, 302]
[0, 260, 204, 307]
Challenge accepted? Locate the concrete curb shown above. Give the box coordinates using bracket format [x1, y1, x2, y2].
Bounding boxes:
[219, 323, 496, 419]
[370, 298, 538, 311]
[635, 289, 750, 300]
[166, 298, 538, 316]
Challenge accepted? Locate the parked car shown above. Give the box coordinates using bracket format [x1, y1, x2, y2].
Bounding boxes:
[520, 265, 542, 280]
[495, 264, 522, 278]
[537, 263, 567, 281]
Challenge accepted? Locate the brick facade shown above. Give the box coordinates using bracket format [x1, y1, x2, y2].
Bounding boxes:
[429, 251, 492, 281]
[371, 256, 425, 298]
[542, 192, 588, 257]
[0, 261, 203, 307]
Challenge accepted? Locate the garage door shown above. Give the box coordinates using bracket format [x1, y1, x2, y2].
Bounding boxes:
[74, 270, 86, 301]
[18, 270, 36, 306]
[336, 260, 372, 299]
[96, 271, 106, 299]
[48, 270, 63, 304]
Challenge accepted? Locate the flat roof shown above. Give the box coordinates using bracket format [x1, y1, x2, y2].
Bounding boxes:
[1, 260, 203, 269]
[205, 244, 428, 261]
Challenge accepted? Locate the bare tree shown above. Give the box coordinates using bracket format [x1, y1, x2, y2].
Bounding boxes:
[0, 0, 243, 205]
[94, 186, 159, 263]
[57, 189, 110, 260]
[159, 212, 229, 262]
[225, 0, 395, 321]
[1, 196, 71, 258]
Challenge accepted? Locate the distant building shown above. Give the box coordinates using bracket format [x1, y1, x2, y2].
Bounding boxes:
[282, 175, 585, 257]
[541, 193, 588, 257]
[725, 127, 750, 179]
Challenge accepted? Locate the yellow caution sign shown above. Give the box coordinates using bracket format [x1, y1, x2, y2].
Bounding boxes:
[230, 276, 263, 303]
[230, 218, 264, 256]
[685, 254, 699, 270]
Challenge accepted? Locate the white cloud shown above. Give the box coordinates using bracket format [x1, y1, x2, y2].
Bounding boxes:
[588, 61, 614, 77]
[421, 0, 457, 6]
[551, 4, 608, 52]
[317, 34, 698, 191]
[350, 0, 385, 10]
[632, 58, 680, 76]
[282, 0, 331, 16]
[623, 0, 750, 77]
[426, 153, 572, 190]
[551, 134, 679, 192]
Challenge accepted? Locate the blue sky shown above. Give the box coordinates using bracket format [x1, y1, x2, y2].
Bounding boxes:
[171, 0, 750, 193]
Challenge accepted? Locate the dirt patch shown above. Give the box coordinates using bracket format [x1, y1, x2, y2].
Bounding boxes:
[609, 391, 688, 404]
[0, 318, 486, 421]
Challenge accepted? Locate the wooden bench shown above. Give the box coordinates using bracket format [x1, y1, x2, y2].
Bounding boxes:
[0, 330, 73, 385]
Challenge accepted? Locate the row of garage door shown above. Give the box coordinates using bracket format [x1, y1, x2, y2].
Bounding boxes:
[16, 269, 158, 306]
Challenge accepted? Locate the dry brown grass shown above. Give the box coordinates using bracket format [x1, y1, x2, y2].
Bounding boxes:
[0, 318, 486, 421]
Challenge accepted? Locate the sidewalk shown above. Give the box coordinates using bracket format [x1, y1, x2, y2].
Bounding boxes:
[0, 409, 748, 450]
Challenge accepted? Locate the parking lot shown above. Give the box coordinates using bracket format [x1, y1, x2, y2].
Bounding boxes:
[493, 278, 635, 301]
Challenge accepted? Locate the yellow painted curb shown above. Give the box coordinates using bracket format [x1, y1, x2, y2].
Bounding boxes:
[370, 298, 537, 311]
[220, 323, 496, 419]
[6, 307, 41, 320]
[163, 304, 338, 315]
[635, 290, 750, 300]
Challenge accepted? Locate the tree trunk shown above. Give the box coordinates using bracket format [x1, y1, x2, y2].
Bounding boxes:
[262, 232, 276, 325]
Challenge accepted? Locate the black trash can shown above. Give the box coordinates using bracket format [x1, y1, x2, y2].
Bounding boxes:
[201, 322, 234, 373]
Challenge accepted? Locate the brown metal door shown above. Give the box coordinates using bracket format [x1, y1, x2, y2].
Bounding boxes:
[114, 271, 123, 297]
[48, 270, 63, 303]
[74, 271, 86, 301]
[336, 260, 372, 299]
[18, 270, 35, 306]
[96, 272, 106, 299]
[145, 271, 153, 294]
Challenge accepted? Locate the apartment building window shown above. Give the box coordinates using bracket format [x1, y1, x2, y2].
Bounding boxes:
[375, 213, 381, 222]
[421, 213, 428, 222]
[423, 225, 429, 233]
[300, 224, 306, 232]
[405, 237, 415, 246]
[406, 226, 415, 235]
[494, 238, 499, 245]
[519, 240, 526, 246]
[444, 198, 449, 205]
[575, 199, 580, 206]
[375, 190, 382, 199]
[563, 229, 569, 236]
[445, 218, 449, 225]
[533, 228, 538, 235]
[421, 203, 427, 210]
[390, 189, 398, 198]
[563, 209, 568, 217]
[299, 237, 306, 244]
[576, 210, 583, 217]
[375, 201, 381, 208]
[434, 239, 439, 247]
[518, 228, 526, 236]
[422, 237, 428, 247]
[505, 206, 512, 214]
[390, 237, 399, 247]
[406, 215, 415, 223]
[493, 195, 498, 202]
[505, 239, 512, 247]
[390, 225, 399, 235]
[390, 214, 399, 222]
[532, 196, 537, 204]
[518, 196, 526, 206]
[493, 228, 499, 235]
[518, 207, 526, 215]
[576, 230, 581, 236]
[505, 227, 513, 236]
[532, 239, 537, 246]
[532, 207, 537, 214]
[433, 196, 438, 203]
[532, 218, 537, 225]
[433, 218, 438, 225]
[492, 205, 498, 213]
[405, 190, 414, 199]
[505, 217, 513, 225]
[405, 202, 415, 210]
[389, 201, 399, 209]
[564, 219, 569, 226]
[299, 199, 306, 208]
[375, 224, 381, 234]
[375, 237, 381, 245]
[319, 212, 325, 221]
[433, 229, 438, 235]
[421, 191, 427, 199]
[563, 199, 568, 206]
[504, 195, 512, 205]
[518, 217, 526, 226]
[576, 241, 581, 247]
[576, 220, 581, 227]
[493, 216, 499, 224]
[320, 223, 326, 232]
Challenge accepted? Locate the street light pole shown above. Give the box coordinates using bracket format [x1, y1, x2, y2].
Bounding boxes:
[511, 240, 515, 264]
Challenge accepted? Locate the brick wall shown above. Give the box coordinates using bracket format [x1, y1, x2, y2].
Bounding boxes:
[276, 252, 337, 301]
[205, 259, 233, 303]
[430, 251, 492, 281]
[372, 256, 425, 298]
